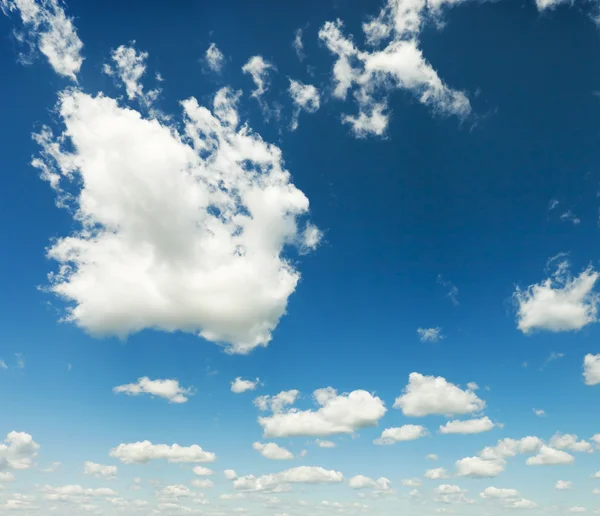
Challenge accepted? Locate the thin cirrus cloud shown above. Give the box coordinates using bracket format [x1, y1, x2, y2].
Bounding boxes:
[33, 47, 320, 354]
[0, 0, 84, 80]
[113, 377, 193, 404]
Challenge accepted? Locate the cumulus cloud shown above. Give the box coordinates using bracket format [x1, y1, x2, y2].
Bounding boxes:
[231, 377, 261, 393]
[288, 79, 320, 130]
[205, 42, 224, 73]
[109, 441, 216, 464]
[0, 472, 15, 482]
[393, 373, 485, 417]
[242, 55, 275, 112]
[315, 439, 336, 448]
[0, 360, 6, 370]
[83, 461, 117, 479]
[425, 467, 448, 480]
[455, 456, 505, 478]
[113, 377, 193, 403]
[0, 432, 39, 470]
[258, 387, 387, 437]
[556, 480, 573, 490]
[192, 466, 214, 476]
[318, 3, 471, 138]
[34, 80, 318, 354]
[224, 469, 238, 480]
[349, 475, 392, 492]
[480, 487, 537, 509]
[434, 484, 472, 504]
[252, 442, 294, 460]
[233, 466, 343, 493]
[514, 260, 600, 333]
[549, 433, 592, 453]
[439, 417, 495, 435]
[1, 0, 83, 79]
[417, 327, 444, 342]
[525, 445, 575, 466]
[584, 354, 600, 386]
[533, 409, 546, 417]
[373, 424, 428, 445]
[535, 0, 570, 9]
[39, 484, 117, 503]
[254, 390, 300, 413]
[480, 486, 520, 499]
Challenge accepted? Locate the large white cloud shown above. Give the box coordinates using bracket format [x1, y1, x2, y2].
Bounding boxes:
[258, 387, 387, 437]
[34, 80, 318, 354]
[514, 260, 600, 333]
[252, 442, 294, 460]
[373, 424, 428, 445]
[231, 377, 261, 393]
[393, 373, 485, 417]
[0, 432, 39, 471]
[318, 0, 471, 138]
[455, 456, 505, 478]
[1, 0, 84, 79]
[439, 417, 495, 435]
[113, 377, 193, 403]
[348, 475, 391, 491]
[109, 441, 216, 464]
[549, 433, 592, 453]
[525, 445, 575, 466]
[584, 354, 600, 386]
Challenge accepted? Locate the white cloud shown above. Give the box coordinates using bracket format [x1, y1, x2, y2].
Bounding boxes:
[224, 469, 238, 480]
[556, 480, 573, 490]
[0, 360, 6, 370]
[536, 0, 569, 9]
[242, 55, 275, 101]
[426, 454, 438, 461]
[549, 433, 592, 453]
[439, 417, 495, 435]
[318, 7, 470, 138]
[402, 478, 422, 487]
[0, 432, 39, 470]
[455, 456, 505, 478]
[254, 390, 300, 413]
[113, 377, 192, 404]
[0, 472, 15, 482]
[1, 0, 83, 79]
[191, 479, 214, 489]
[569, 508, 587, 513]
[438, 275, 460, 306]
[373, 424, 428, 445]
[533, 409, 546, 417]
[425, 468, 448, 480]
[289, 79, 320, 130]
[192, 466, 214, 476]
[417, 327, 444, 342]
[109, 441, 216, 464]
[514, 260, 599, 333]
[293, 28, 305, 61]
[231, 377, 261, 393]
[34, 82, 317, 354]
[205, 42, 224, 73]
[233, 466, 343, 492]
[479, 437, 543, 461]
[560, 210, 581, 225]
[434, 484, 472, 505]
[252, 442, 294, 460]
[40, 484, 117, 503]
[315, 439, 335, 448]
[480, 486, 520, 499]
[525, 445, 575, 466]
[349, 475, 391, 491]
[584, 354, 600, 386]
[83, 461, 117, 479]
[393, 373, 485, 417]
[258, 387, 387, 437]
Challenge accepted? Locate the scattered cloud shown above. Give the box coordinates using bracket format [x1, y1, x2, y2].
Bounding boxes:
[242, 55, 275, 110]
[560, 210, 581, 225]
[254, 390, 300, 413]
[348, 475, 392, 492]
[83, 461, 117, 479]
[426, 454, 438, 461]
[0, 432, 39, 470]
[455, 456, 505, 478]
[1, 0, 84, 79]
[252, 442, 294, 460]
[439, 417, 495, 435]
[15, 353, 24, 369]
[231, 377, 261, 394]
[0, 359, 6, 370]
[393, 373, 485, 417]
[525, 445, 575, 466]
[533, 409, 546, 417]
[293, 28, 305, 61]
[549, 433, 592, 453]
[205, 42, 224, 73]
[514, 260, 599, 333]
[556, 480, 573, 490]
[258, 387, 387, 437]
[425, 467, 448, 480]
[437, 275, 460, 306]
[417, 327, 444, 342]
[373, 424, 428, 445]
[541, 352, 565, 370]
[109, 441, 216, 464]
[584, 354, 600, 385]
[289, 79, 320, 130]
[113, 377, 193, 404]
[315, 439, 336, 448]
[434, 484, 472, 504]
[233, 466, 343, 492]
[192, 466, 214, 476]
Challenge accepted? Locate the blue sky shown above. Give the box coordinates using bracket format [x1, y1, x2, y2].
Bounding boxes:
[1, 0, 600, 514]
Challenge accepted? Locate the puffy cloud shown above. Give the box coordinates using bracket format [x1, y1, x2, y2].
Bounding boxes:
[434, 484, 472, 505]
[535, 0, 569, 11]
[231, 377, 261, 394]
[242, 56, 275, 102]
[318, 10, 470, 138]
[525, 445, 575, 466]
[584, 354, 600, 386]
[233, 466, 343, 492]
[426, 454, 438, 461]
[1, 0, 84, 79]
[349, 475, 391, 491]
[315, 439, 336, 448]
[113, 377, 193, 403]
[455, 456, 505, 478]
[0, 432, 40, 470]
[258, 387, 387, 437]
[0, 472, 15, 482]
[252, 442, 294, 460]
[439, 417, 495, 435]
[289, 80, 320, 130]
[34, 82, 317, 354]
[549, 433, 592, 453]
[514, 260, 600, 333]
[254, 390, 300, 413]
[373, 424, 428, 445]
[480, 487, 520, 499]
[205, 42, 224, 73]
[556, 480, 573, 490]
[417, 327, 444, 342]
[83, 461, 117, 479]
[479, 437, 543, 461]
[109, 441, 216, 464]
[224, 469, 238, 480]
[192, 466, 214, 476]
[402, 478, 422, 487]
[393, 373, 485, 417]
[40, 484, 117, 503]
[424, 467, 448, 480]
